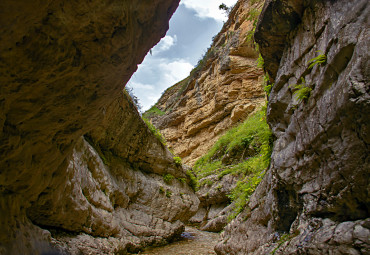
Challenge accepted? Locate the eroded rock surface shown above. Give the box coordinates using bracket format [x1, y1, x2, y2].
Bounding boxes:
[146, 0, 266, 166]
[189, 172, 239, 232]
[28, 93, 199, 254]
[215, 0, 369, 254]
[0, 0, 203, 254]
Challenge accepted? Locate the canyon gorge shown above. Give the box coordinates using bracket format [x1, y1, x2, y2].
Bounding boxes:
[0, 0, 369, 254]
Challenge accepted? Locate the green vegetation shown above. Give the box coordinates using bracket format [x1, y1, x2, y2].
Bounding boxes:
[264, 84, 273, 97]
[166, 190, 172, 198]
[290, 78, 312, 103]
[178, 178, 186, 184]
[243, 7, 274, 100]
[227, 169, 265, 220]
[173, 156, 182, 166]
[124, 86, 142, 112]
[257, 53, 264, 69]
[219, 3, 230, 15]
[195, 161, 223, 179]
[163, 173, 174, 184]
[308, 50, 327, 69]
[142, 105, 165, 119]
[159, 186, 165, 194]
[142, 117, 167, 146]
[194, 109, 273, 219]
[186, 170, 198, 191]
[263, 74, 273, 97]
[199, 178, 214, 187]
[246, 8, 261, 23]
[245, 8, 261, 44]
[194, 109, 272, 172]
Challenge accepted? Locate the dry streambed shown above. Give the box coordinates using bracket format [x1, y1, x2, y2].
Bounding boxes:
[139, 227, 219, 255]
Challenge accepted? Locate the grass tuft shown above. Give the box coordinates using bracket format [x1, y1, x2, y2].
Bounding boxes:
[173, 156, 182, 166]
[143, 105, 165, 119]
[307, 50, 327, 70]
[143, 117, 167, 146]
[194, 108, 273, 219]
[163, 174, 174, 184]
[290, 78, 312, 103]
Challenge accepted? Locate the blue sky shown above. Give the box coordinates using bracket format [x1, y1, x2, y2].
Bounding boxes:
[128, 0, 238, 111]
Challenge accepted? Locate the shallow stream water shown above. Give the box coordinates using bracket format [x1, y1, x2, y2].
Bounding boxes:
[139, 226, 220, 255]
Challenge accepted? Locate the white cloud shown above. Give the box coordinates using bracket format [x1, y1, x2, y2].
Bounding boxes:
[129, 58, 193, 111]
[159, 60, 194, 85]
[152, 35, 177, 55]
[130, 82, 155, 91]
[181, 0, 238, 22]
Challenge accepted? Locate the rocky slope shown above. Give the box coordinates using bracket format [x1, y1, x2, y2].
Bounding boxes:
[0, 0, 202, 254]
[145, 0, 266, 166]
[215, 0, 369, 254]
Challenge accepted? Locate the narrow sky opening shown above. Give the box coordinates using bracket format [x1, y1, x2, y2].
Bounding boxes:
[128, 0, 238, 111]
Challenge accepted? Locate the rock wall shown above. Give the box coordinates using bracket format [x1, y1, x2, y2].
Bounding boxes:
[146, 0, 266, 166]
[29, 92, 199, 254]
[215, 0, 369, 254]
[0, 0, 202, 254]
[189, 173, 238, 232]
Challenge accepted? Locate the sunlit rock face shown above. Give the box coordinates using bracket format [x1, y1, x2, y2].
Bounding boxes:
[146, 0, 266, 166]
[0, 0, 202, 254]
[215, 0, 369, 254]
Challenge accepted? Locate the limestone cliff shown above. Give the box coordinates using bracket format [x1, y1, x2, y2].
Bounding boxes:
[215, 0, 369, 254]
[29, 93, 199, 254]
[0, 0, 201, 254]
[145, 0, 266, 166]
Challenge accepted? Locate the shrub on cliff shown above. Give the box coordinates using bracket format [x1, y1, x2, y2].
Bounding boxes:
[124, 85, 142, 112]
[219, 3, 230, 15]
[142, 117, 167, 146]
[290, 78, 312, 103]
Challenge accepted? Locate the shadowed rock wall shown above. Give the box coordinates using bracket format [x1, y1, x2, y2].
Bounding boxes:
[0, 1, 202, 254]
[215, 0, 369, 254]
[30, 93, 199, 254]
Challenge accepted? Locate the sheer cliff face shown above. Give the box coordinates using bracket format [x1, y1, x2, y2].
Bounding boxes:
[0, 0, 201, 254]
[216, 0, 369, 254]
[147, 0, 266, 166]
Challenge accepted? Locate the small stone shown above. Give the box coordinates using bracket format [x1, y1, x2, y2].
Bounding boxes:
[337, 245, 361, 255]
[354, 225, 370, 244]
[333, 222, 355, 244]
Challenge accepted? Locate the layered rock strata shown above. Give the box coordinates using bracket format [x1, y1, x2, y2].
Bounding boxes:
[147, 0, 266, 166]
[0, 0, 202, 254]
[215, 0, 370, 254]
